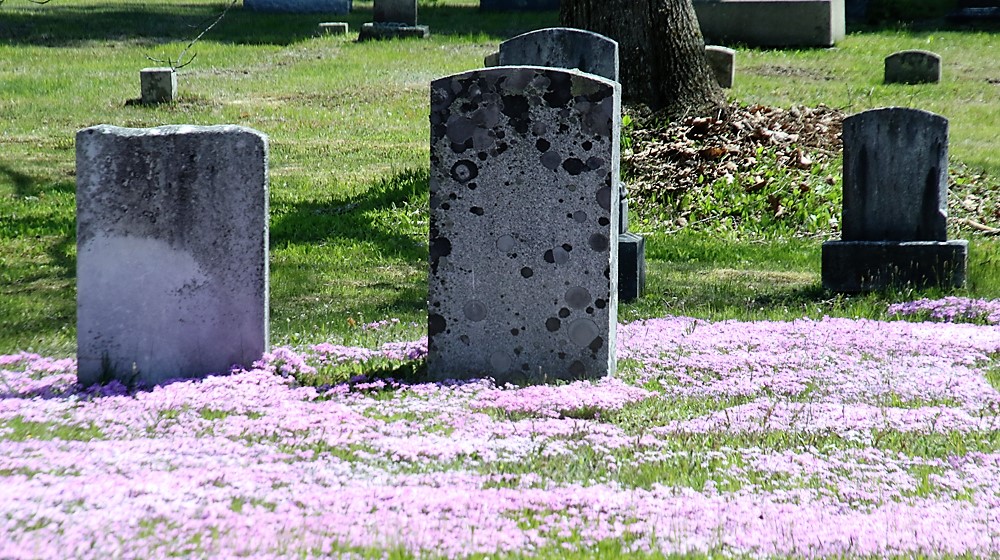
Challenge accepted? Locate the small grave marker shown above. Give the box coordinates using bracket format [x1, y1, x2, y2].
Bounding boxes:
[76, 125, 269, 386]
[140, 67, 177, 104]
[822, 108, 967, 292]
[359, 0, 429, 40]
[705, 45, 735, 89]
[319, 22, 350, 35]
[428, 66, 621, 382]
[884, 50, 941, 85]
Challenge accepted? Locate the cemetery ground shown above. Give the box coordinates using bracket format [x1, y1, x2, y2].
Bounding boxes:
[2, 0, 1000, 557]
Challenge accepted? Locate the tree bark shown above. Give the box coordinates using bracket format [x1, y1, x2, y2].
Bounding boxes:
[561, 0, 726, 120]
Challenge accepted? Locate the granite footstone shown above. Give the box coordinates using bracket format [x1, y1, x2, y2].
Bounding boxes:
[76, 125, 269, 386]
[428, 66, 621, 382]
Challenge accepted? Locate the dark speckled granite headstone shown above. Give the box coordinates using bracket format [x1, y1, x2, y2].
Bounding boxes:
[428, 66, 620, 382]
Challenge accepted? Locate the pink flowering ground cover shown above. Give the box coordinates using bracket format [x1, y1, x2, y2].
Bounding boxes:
[2, 298, 1000, 558]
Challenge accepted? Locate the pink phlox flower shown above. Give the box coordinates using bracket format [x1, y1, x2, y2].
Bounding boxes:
[254, 347, 317, 377]
[379, 337, 428, 361]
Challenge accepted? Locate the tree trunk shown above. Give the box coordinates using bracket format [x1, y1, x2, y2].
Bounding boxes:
[561, 0, 726, 120]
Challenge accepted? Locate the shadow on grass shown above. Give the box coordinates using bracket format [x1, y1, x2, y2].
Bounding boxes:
[0, 3, 555, 47]
[270, 167, 427, 261]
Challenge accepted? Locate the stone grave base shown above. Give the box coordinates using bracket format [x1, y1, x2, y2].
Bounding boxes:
[822, 240, 968, 293]
[358, 22, 430, 41]
[619, 232, 646, 302]
[693, 0, 845, 47]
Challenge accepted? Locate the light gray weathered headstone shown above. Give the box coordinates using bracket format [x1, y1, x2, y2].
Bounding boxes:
[429, 66, 620, 382]
[822, 108, 967, 292]
[884, 50, 941, 85]
[498, 27, 619, 82]
[705, 45, 735, 89]
[76, 125, 269, 386]
[140, 67, 177, 104]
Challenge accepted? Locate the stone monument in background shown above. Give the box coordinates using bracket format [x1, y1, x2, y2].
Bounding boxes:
[822, 108, 967, 292]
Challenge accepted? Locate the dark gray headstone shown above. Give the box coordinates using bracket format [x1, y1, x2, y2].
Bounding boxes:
[428, 66, 620, 382]
[884, 50, 942, 85]
[481, 0, 559, 11]
[374, 0, 416, 24]
[823, 107, 966, 292]
[244, 0, 351, 13]
[76, 125, 269, 386]
[360, 0, 427, 40]
[841, 107, 948, 241]
[498, 27, 619, 82]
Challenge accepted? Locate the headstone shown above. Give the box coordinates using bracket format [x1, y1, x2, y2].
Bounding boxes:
[244, 0, 351, 13]
[76, 125, 269, 387]
[494, 27, 644, 301]
[705, 45, 735, 89]
[692, 0, 845, 48]
[140, 68, 176, 104]
[428, 66, 621, 382]
[359, 0, 429, 40]
[822, 108, 967, 292]
[319, 22, 350, 35]
[481, 0, 559, 10]
[497, 27, 618, 82]
[884, 50, 942, 85]
[374, 0, 416, 24]
[947, 2, 1000, 23]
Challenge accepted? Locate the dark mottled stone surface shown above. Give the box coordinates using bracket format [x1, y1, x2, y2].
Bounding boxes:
[884, 50, 941, 85]
[428, 66, 620, 382]
[76, 125, 269, 386]
[842, 108, 948, 241]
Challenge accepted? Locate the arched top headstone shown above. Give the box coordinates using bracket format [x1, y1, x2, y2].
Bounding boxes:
[841, 107, 949, 242]
[498, 27, 619, 82]
[884, 50, 942, 84]
[428, 66, 621, 382]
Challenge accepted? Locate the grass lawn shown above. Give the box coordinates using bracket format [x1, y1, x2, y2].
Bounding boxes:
[1, 2, 1000, 557]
